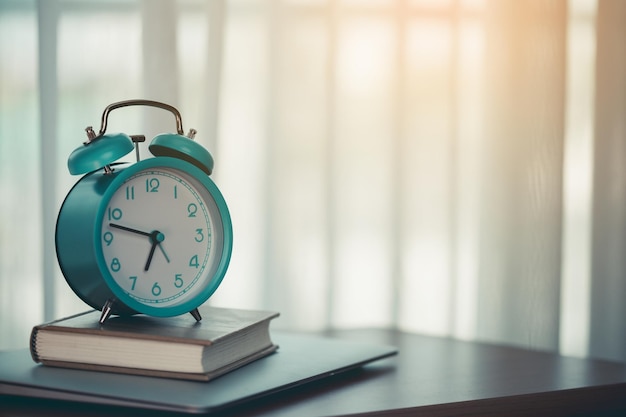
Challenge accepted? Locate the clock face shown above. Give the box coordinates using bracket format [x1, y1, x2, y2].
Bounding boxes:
[96, 162, 229, 315]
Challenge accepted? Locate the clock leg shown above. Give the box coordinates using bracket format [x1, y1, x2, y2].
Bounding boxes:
[190, 308, 202, 322]
[99, 299, 116, 324]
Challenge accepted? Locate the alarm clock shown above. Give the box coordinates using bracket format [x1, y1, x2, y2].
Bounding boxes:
[55, 100, 233, 323]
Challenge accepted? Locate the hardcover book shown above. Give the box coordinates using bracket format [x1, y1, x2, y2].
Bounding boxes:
[30, 306, 279, 381]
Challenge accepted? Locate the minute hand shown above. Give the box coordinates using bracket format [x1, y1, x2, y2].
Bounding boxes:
[109, 223, 151, 237]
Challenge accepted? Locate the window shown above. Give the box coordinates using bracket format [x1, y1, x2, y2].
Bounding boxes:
[2, 0, 624, 365]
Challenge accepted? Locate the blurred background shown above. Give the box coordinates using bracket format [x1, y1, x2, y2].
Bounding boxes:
[1, 0, 624, 363]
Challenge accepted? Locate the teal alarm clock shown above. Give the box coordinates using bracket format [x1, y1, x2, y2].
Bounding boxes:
[55, 100, 233, 323]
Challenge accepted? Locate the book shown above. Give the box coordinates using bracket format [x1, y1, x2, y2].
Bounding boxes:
[29, 306, 279, 381]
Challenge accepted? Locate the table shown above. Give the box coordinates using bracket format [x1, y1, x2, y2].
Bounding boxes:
[1, 329, 625, 416]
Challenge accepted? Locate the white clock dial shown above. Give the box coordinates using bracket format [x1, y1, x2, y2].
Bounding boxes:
[100, 167, 223, 308]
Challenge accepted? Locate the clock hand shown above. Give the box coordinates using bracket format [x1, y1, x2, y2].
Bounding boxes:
[144, 231, 166, 271]
[109, 223, 151, 237]
[158, 243, 171, 263]
[144, 241, 158, 271]
[110, 223, 169, 265]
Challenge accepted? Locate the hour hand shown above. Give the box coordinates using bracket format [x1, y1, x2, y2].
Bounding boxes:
[144, 241, 158, 271]
[145, 231, 166, 271]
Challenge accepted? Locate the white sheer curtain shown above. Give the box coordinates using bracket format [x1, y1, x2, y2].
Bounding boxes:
[0, 0, 624, 364]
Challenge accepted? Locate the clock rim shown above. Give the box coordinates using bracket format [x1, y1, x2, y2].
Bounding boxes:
[94, 157, 233, 317]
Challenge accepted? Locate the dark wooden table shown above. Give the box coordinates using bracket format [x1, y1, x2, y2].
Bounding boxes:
[2, 329, 625, 416]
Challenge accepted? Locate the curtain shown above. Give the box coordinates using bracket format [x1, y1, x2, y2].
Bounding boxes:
[0, 0, 624, 364]
[589, 0, 626, 362]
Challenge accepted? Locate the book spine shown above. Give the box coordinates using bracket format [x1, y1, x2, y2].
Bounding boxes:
[29, 326, 41, 363]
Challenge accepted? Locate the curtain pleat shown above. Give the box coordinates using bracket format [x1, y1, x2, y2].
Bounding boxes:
[141, 0, 179, 136]
[590, 0, 626, 363]
[478, 0, 566, 351]
[37, 0, 60, 323]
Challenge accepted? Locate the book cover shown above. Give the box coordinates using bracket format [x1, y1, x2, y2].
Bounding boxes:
[30, 306, 279, 381]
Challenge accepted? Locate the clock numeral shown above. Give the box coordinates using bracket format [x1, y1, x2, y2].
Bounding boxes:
[174, 185, 178, 199]
[174, 274, 184, 288]
[103, 231, 114, 246]
[194, 228, 204, 242]
[108, 207, 123, 221]
[146, 178, 160, 193]
[129, 276, 137, 290]
[125, 185, 135, 200]
[151, 282, 162, 296]
[187, 203, 197, 218]
[189, 255, 199, 268]
[110, 258, 121, 272]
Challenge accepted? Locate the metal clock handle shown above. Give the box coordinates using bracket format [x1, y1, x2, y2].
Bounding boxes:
[97, 99, 185, 136]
